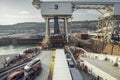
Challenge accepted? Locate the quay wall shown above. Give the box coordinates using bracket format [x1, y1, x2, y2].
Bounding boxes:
[0, 38, 43, 45]
[0, 38, 11, 45]
[17, 39, 42, 45]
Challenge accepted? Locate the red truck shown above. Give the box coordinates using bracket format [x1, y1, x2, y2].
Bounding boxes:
[7, 70, 24, 80]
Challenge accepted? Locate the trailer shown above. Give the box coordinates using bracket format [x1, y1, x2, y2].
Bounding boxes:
[70, 68, 83, 80]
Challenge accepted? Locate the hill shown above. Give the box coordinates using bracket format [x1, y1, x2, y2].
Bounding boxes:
[0, 20, 98, 33]
[0, 22, 45, 33]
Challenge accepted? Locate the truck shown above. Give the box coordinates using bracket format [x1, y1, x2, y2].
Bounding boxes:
[24, 58, 42, 80]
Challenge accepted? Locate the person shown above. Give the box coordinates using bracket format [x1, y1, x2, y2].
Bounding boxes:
[97, 76, 100, 80]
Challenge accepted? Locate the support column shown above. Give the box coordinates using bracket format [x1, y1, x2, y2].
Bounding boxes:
[97, 18, 100, 40]
[65, 18, 69, 43]
[54, 16, 59, 34]
[61, 18, 65, 33]
[45, 18, 49, 41]
[48, 19, 50, 38]
[63, 18, 66, 33]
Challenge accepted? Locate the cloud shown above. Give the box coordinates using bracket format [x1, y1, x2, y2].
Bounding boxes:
[0, 13, 45, 25]
[19, 11, 31, 15]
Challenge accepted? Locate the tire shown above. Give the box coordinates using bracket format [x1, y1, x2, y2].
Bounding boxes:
[37, 72, 40, 75]
[37, 69, 41, 75]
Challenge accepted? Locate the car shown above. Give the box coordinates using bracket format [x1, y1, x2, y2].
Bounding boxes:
[66, 54, 71, 58]
[68, 59, 75, 68]
[6, 56, 17, 66]
[7, 70, 24, 80]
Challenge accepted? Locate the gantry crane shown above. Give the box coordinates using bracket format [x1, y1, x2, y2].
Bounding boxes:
[32, 0, 120, 47]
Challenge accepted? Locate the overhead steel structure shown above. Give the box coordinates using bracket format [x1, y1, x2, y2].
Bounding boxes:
[32, 0, 120, 43]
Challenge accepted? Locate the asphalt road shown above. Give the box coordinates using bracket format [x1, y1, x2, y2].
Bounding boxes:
[35, 50, 53, 80]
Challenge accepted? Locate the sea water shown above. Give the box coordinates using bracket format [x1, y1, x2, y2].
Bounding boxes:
[0, 45, 35, 55]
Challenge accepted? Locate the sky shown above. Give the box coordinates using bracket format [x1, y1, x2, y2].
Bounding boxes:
[0, 0, 120, 25]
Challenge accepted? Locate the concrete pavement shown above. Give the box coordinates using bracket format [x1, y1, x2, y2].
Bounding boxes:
[35, 51, 53, 80]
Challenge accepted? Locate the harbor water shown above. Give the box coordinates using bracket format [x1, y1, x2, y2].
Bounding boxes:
[0, 45, 35, 55]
